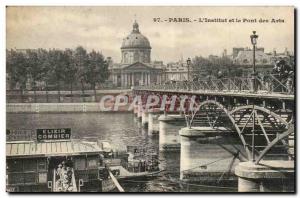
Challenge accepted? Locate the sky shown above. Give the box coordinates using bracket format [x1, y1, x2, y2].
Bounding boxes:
[6, 6, 294, 63]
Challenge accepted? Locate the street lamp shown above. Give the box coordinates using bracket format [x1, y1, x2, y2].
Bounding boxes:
[250, 31, 258, 92]
[187, 58, 191, 81]
[250, 31, 258, 162]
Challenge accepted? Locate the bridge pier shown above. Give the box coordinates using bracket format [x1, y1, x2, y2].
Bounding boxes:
[158, 114, 185, 151]
[179, 127, 244, 184]
[235, 161, 294, 192]
[148, 112, 160, 136]
[141, 111, 149, 128]
[288, 133, 294, 160]
[137, 103, 142, 121]
[148, 112, 155, 135]
[133, 104, 138, 116]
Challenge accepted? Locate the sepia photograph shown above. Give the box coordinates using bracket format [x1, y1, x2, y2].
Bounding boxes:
[5, 5, 295, 193]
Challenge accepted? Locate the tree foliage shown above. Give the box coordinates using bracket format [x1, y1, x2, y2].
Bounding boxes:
[6, 47, 110, 90]
[192, 56, 234, 78]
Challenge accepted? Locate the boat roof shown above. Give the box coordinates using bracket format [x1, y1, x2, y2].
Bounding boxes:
[6, 139, 105, 158]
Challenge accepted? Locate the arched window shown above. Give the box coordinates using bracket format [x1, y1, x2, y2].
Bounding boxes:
[123, 53, 128, 63]
[134, 52, 139, 62]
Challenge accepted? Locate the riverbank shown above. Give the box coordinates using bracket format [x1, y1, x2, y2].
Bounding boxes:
[6, 102, 131, 113]
[6, 89, 132, 103]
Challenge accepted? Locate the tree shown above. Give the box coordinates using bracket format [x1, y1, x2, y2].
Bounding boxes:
[74, 46, 89, 102]
[6, 49, 28, 102]
[85, 51, 109, 101]
[26, 49, 44, 102]
[192, 56, 234, 78]
[192, 56, 212, 78]
[48, 49, 65, 102]
[37, 49, 51, 102]
[63, 49, 77, 102]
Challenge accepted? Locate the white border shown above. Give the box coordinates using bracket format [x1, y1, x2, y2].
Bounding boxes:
[1, 0, 299, 197]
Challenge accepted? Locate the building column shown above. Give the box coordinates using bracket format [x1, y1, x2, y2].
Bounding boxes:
[158, 74, 161, 84]
[128, 73, 132, 86]
[124, 73, 128, 87]
[131, 72, 134, 86]
[121, 73, 124, 87]
[128, 73, 130, 87]
[141, 72, 144, 85]
[147, 72, 150, 85]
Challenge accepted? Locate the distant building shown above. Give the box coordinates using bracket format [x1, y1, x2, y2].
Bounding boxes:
[109, 21, 165, 87]
[233, 47, 271, 66]
[165, 58, 189, 81]
[232, 47, 294, 76]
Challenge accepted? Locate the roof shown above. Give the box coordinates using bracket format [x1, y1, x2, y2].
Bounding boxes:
[121, 21, 151, 49]
[6, 140, 105, 158]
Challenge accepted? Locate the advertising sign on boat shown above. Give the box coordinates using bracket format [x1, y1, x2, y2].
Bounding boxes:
[36, 128, 71, 141]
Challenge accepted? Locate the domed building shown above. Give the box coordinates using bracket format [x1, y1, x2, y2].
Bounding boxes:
[110, 21, 165, 87]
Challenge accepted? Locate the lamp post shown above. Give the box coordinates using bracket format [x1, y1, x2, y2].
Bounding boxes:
[250, 31, 258, 162]
[250, 31, 258, 92]
[187, 58, 191, 81]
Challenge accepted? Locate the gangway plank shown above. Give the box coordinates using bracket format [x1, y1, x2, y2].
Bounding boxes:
[108, 170, 125, 192]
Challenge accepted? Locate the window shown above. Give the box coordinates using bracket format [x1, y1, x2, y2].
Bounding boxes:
[87, 157, 98, 169]
[74, 158, 86, 170]
[8, 159, 23, 172]
[23, 159, 37, 172]
[37, 159, 46, 172]
[134, 52, 139, 62]
[38, 172, 47, 183]
[124, 53, 128, 63]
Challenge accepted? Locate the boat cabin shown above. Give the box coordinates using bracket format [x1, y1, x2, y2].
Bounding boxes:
[6, 139, 113, 192]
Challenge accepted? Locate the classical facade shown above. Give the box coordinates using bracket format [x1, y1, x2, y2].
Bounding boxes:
[109, 21, 165, 87]
[165, 59, 189, 81]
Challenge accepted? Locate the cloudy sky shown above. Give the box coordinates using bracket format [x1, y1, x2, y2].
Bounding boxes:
[6, 6, 294, 63]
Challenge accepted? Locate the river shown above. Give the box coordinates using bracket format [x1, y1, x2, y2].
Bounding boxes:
[6, 112, 237, 192]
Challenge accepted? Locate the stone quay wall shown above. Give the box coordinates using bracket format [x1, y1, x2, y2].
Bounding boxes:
[6, 102, 130, 113]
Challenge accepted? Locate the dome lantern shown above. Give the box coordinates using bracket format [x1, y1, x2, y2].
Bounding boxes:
[132, 20, 140, 33]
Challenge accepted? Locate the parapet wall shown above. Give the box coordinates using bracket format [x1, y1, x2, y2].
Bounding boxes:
[6, 103, 130, 113]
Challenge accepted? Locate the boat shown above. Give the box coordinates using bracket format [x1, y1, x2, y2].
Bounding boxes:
[104, 145, 162, 180]
[6, 139, 117, 192]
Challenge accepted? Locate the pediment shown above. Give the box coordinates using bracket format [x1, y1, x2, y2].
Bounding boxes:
[122, 62, 153, 70]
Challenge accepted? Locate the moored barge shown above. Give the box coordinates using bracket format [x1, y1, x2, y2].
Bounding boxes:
[6, 139, 116, 192]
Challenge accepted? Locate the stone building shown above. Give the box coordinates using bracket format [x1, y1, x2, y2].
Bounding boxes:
[233, 47, 271, 66]
[165, 58, 189, 81]
[109, 21, 165, 87]
[232, 47, 294, 76]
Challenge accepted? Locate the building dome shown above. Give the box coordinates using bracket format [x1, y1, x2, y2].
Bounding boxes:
[121, 21, 151, 49]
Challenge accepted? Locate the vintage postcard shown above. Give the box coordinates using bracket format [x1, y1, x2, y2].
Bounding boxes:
[6, 6, 295, 192]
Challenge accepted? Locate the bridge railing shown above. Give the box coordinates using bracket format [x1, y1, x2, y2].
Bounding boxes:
[137, 74, 294, 95]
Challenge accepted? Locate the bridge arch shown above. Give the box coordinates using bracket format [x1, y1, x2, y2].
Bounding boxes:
[186, 100, 293, 164]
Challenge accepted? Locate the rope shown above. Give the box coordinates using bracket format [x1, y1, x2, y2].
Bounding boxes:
[181, 156, 233, 173]
[217, 151, 239, 184]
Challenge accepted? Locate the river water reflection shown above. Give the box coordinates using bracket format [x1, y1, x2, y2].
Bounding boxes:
[6, 112, 237, 192]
